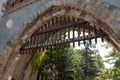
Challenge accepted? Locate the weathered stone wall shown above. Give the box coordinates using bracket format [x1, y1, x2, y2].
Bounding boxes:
[0, 0, 120, 79]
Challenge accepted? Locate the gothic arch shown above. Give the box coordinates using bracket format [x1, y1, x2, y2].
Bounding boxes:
[19, 6, 120, 52]
[1, 0, 120, 79]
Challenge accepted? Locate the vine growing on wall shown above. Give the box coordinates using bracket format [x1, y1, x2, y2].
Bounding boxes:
[30, 50, 47, 79]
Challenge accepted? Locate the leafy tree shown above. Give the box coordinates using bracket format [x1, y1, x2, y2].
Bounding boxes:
[77, 43, 104, 80]
[105, 48, 120, 80]
[30, 43, 104, 80]
[95, 43, 120, 80]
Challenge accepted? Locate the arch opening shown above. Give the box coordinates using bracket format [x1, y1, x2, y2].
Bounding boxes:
[20, 16, 109, 55]
[1, 0, 120, 79]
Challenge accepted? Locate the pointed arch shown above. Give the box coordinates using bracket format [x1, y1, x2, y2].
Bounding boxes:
[1, 0, 120, 79]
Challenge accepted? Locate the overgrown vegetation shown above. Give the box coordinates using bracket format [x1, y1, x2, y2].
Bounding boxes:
[30, 43, 105, 80]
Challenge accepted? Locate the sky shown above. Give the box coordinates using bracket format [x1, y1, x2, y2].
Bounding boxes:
[95, 41, 114, 68]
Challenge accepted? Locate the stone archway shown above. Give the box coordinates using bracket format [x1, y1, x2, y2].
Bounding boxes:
[0, 0, 120, 80]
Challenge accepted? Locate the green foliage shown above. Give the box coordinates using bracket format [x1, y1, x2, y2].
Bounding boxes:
[108, 49, 120, 80]
[96, 45, 120, 80]
[30, 43, 104, 80]
[30, 51, 47, 75]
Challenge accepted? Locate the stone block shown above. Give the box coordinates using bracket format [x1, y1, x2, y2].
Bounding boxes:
[111, 21, 120, 29]
[106, 8, 119, 23]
